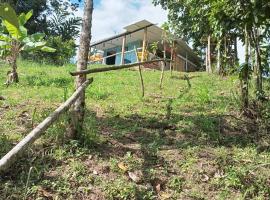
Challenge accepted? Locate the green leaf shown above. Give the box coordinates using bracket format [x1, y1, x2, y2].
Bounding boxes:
[18, 10, 33, 26]
[25, 10, 33, 21]
[0, 3, 19, 29]
[0, 33, 11, 42]
[18, 13, 26, 26]
[41, 46, 56, 52]
[19, 25, 27, 38]
[31, 33, 45, 41]
[3, 20, 21, 38]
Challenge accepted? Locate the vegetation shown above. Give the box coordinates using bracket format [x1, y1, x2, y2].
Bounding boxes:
[153, 0, 270, 107]
[0, 1, 270, 199]
[0, 4, 55, 84]
[0, 60, 270, 199]
[0, 0, 82, 65]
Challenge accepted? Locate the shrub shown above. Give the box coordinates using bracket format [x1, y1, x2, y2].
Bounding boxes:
[23, 36, 76, 65]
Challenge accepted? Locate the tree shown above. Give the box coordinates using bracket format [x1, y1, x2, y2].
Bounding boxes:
[0, 0, 82, 34]
[47, 12, 81, 41]
[67, 0, 93, 139]
[0, 3, 55, 84]
[153, 0, 270, 108]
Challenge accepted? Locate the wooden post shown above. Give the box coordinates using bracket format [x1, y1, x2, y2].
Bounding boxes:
[121, 36, 126, 65]
[185, 52, 188, 72]
[160, 42, 166, 89]
[141, 28, 147, 62]
[160, 61, 165, 89]
[0, 79, 93, 172]
[138, 65, 145, 97]
[170, 41, 174, 76]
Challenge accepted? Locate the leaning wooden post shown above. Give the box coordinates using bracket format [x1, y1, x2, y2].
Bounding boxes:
[67, 0, 93, 139]
[120, 35, 126, 65]
[134, 47, 144, 97]
[0, 79, 93, 172]
[141, 28, 147, 62]
[138, 65, 145, 97]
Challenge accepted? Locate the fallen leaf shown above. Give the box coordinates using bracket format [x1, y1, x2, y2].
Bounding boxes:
[156, 183, 161, 193]
[118, 162, 128, 172]
[201, 174, 209, 182]
[160, 192, 172, 199]
[128, 171, 142, 183]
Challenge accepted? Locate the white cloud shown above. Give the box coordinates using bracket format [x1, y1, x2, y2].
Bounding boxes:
[75, 0, 168, 42]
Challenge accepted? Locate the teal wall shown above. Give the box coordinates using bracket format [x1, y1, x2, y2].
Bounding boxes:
[104, 40, 141, 65]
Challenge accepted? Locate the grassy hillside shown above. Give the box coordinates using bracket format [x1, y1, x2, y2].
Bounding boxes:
[0, 60, 269, 199]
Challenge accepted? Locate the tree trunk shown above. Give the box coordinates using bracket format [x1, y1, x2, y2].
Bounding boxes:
[11, 57, 19, 82]
[67, 0, 93, 139]
[5, 53, 19, 86]
[251, 29, 263, 98]
[216, 42, 221, 74]
[241, 25, 249, 109]
[207, 35, 212, 73]
[234, 36, 238, 65]
[205, 46, 208, 71]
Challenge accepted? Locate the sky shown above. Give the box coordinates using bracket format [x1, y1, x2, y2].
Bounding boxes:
[73, 0, 245, 63]
[74, 0, 167, 41]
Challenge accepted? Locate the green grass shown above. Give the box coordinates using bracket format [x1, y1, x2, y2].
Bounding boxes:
[0, 60, 269, 199]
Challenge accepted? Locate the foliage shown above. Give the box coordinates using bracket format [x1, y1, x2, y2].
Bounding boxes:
[0, 3, 55, 55]
[46, 11, 81, 41]
[0, 61, 270, 199]
[24, 36, 76, 65]
[149, 41, 159, 56]
[0, 0, 82, 34]
[0, 3, 55, 84]
[153, 0, 270, 107]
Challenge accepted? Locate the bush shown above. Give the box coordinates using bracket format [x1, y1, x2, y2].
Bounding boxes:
[23, 36, 77, 66]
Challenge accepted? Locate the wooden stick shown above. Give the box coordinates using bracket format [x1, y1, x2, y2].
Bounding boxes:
[70, 59, 171, 76]
[138, 65, 145, 97]
[0, 78, 93, 172]
[120, 36, 126, 65]
[160, 43, 166, 89]
[141, 28, 148, 62]
[160, 61, 165, 89]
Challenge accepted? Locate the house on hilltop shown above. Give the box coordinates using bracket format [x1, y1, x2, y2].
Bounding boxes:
[90, 20, 201, 72]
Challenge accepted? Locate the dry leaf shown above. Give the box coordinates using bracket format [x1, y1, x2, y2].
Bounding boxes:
[155, 183, 161, 193]
[201, 174, 209, 182]
[128, 171, 142, 183]
[118, 162, 128, 172]
[160, 192, 172, 200]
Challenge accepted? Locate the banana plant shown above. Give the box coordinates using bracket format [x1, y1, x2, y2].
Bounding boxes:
[0, 3, 55, 84]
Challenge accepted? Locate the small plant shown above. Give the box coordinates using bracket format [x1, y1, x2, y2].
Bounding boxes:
[0, 3, 55, 85]
[150, 41, 159, 57]
[168, 176, 184, 191]
[104, 179, 137, 200]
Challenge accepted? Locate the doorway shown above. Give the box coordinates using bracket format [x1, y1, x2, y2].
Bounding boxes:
[106, 51, 116, 65]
